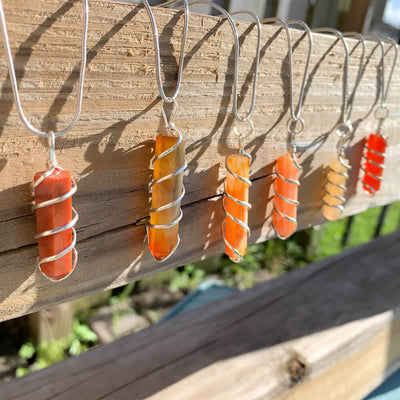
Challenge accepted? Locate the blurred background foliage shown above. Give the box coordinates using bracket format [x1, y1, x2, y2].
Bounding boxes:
[1, 201, 399, 380]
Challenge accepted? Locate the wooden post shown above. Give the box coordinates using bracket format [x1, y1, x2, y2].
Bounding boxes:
[28, 303, 74, 343]
[337, 0, 371, 32]
[276, 0, 310, 21]
[362, 0, 387, 34]
[228, 0, 268, 18]
[310, 0, 340, 28]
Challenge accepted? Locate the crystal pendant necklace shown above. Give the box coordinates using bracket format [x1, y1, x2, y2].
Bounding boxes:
[0, 0, 88, 281]
[143, 0, 189, 262]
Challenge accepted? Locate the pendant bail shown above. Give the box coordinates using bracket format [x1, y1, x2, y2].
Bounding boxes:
[161, 99, 179, 135]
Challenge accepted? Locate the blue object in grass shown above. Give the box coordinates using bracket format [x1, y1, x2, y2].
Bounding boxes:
[160, 280, 238, 321]
[363, 369, 400, 400]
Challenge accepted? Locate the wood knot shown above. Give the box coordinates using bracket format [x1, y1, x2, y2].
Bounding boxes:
[287, 354, 308, 386]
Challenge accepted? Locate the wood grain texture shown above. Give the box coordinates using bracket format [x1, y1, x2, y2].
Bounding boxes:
[0, 0, 400, 320]
[2, 232, 400, 400]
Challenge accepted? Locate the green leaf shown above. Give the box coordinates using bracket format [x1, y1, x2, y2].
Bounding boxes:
[73, 320, 98, 343]
[37, 338, 69, 364]
[185, 264, 195, 273]
[119, 282, 136, 302]
[169, 272, 190, 293]
[15, 367, 30, 378]
[146, 310, 160, 324]
[33, 358, 51, 371]
[69, 338, 84, 356]
[18, 342, 36, 360]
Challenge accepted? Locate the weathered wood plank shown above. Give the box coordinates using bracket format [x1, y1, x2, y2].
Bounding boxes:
[2, 232, 400, 400]
[0, 0, 399, 320]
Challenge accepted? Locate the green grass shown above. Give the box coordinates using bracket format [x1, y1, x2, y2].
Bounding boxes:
[313, 201, 400, 260]
[381, 202, 400, 235]
[169, 201, 400, 289]
[15, 319, 98, 378]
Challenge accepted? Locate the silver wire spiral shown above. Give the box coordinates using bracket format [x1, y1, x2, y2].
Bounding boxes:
[222, 150, 252, 263]
[361, 134, 387, 196]
[0, 0, 87, 281]
[147, 119, 187, 262]
[321, 154, 350, 214]
[32, 161, 78, 282]
[273, 152, 301, 240]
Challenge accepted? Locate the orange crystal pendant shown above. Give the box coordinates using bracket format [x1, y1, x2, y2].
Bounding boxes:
[148, 134, 185, 261]
[362, 133, 387, 195]
[273, 152, 300, 239]
[34, 168, 74, 281]
[223, 154, 251, 262]
[321, 157, 350, 221]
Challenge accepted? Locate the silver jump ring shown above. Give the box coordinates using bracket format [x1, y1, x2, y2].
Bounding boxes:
[374, 106, 390, 121]
[286, 117, 305, 136]
[335, 120, 353, 138]
[233, 119, 254, 139]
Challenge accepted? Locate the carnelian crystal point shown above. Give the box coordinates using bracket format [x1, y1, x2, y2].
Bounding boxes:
[148, 134, 185, 261]
[273, 152, 299, 239]
[34, 168, 73, 281]
[362, 133, 387, 195]
[224, 154, 250, 262]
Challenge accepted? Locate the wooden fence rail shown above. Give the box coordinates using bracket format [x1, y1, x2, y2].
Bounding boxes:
[0, 0, 399, 321]
[2, 232, 400, 400]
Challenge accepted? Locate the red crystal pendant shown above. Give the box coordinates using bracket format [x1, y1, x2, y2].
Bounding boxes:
[362, 133, 387, 195]
[34, 168, 74, 281]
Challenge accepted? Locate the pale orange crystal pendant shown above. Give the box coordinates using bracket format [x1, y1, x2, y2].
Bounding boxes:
[321, 157, 350, 221]
[148, 134, 185, 261]
[223, 154, 251, 262]
[273, 152, 300, 239]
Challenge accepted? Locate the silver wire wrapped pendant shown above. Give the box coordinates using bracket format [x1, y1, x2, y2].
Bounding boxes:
[147, 126, 187, 262]
[273, 152, 300, 240]
[321, 155, 350, 221]
[32, 135, 78, 281]
[361, 133, 387, 196]
[222, 151, 252, 263]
